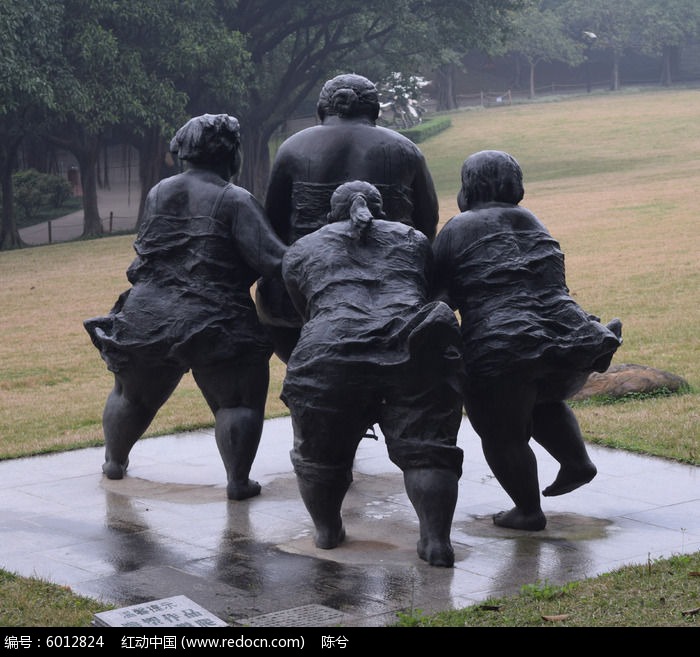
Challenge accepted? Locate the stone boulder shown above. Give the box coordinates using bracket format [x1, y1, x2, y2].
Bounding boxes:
[571, 363, 689, 401]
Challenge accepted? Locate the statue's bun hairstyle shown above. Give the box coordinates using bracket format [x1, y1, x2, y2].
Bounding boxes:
[317, 74, 380, 122]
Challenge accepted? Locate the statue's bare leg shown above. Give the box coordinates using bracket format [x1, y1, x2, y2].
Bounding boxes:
[214, 406, 263, 500]
[288, 404, 364, 549]
[193, 360, 268, 501]
[296, 475, 349, 549]
[403, 468, 458, 567]
[533, 401, 597, 497]
[102, 388, 151, 479]
[466, 383, 547, 531]
[102, 370, 181, 479]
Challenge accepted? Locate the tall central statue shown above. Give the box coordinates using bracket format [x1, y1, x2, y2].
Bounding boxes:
[257, 73, 440, 363]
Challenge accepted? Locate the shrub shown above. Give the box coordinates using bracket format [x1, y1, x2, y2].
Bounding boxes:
[43, 173, 73, 208]
[398, 117, 452, 144]
[12, 169, 72, 223]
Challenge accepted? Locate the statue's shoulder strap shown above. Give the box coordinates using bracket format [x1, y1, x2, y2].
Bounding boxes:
[211, 182, 234, 218]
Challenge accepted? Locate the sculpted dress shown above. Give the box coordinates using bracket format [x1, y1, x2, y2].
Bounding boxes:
[432, 150, 622, 532]
[433, 203, 622, 394]
[281, 218, 464, 482]
[278, 179, 463, 566]
[85, 169, 282, 373]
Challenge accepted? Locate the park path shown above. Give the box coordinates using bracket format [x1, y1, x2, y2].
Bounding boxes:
[19, 180, 141, 246]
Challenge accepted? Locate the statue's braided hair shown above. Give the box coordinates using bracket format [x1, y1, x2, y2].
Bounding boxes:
[328, 180, 385, 242]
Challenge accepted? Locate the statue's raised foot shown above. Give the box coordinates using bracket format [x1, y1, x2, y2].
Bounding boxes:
[542, 463, 596, 497]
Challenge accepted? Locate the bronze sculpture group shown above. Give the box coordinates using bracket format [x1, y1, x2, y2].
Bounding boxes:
[85, 75, 622, 568]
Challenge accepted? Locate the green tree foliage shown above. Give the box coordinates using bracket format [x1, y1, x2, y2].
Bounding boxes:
[47, 1, 188, 236]
[0, 1, 62, 249]
[0, 0, 527, 245]
[218, 0, 525, 197]
[5, 0, 700, 250]
[561, 0, 641, 91]
[102, 0, 250, 226]
[634, 0, 700, 85]
[32, 1, 250, 237]
[503, 1, 585, 98]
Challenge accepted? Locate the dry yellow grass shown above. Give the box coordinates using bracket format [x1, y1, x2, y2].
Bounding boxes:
[0, 235, 289, 457]
[420, 88, 699, 462]
[0, 86, 698, 463]
[427, 91, 700, 378]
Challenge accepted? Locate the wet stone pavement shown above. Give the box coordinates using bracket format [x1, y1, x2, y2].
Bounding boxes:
[0, 416, 698, 627]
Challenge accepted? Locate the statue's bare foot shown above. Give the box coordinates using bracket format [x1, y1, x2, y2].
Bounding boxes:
[227, 478, 262, 501]
[493, 508, 546, 531]
[417, 538, 455, 568]
[102, 459, 128, 480]
[542, 463, 597, 497]
[314, 525, 346, 550]
[607, 318, 623, 339]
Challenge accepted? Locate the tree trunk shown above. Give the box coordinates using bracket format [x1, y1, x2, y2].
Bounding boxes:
[238, 122, 272, 201]
[529, 62, 536, 99]
[46, 128, 104, 238]
[512, 54, 523, 90]
[100, 145, 110, 189]
[660, 45, 673, 86]
[434, 63, 457, 111]
[0, 137, 25, 250]
[135, 128, 166, 230]
[611, 53, 621, 91]
[76, 147, 103, 238]
[0, 170, 23, 250]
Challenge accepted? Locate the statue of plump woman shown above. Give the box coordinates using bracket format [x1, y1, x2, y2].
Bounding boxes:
[258, 73, 440, 364]
[281, 180, 464, 567]
[84, 114, 286, 500]
[433, 150, 623, 531]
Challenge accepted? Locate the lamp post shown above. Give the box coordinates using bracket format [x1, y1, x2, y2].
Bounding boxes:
[582, 31, 597, 93]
